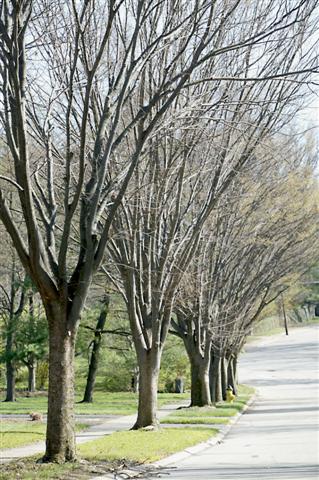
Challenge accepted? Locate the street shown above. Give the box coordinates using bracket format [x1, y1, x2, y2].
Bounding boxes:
[163, 326, 319, 480]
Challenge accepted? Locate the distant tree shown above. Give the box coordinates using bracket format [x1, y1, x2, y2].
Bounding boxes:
[0, 248, 26, 401]
[15, 292, 48, 393]
[172, 145, 318, 405]
[76, 296, 136, 394]
[80, 295, 110, 403]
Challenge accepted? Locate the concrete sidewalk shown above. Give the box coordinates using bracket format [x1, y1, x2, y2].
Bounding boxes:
[0, 401, 189, 464]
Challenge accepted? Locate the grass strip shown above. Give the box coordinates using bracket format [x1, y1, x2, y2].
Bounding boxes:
[0, 391, 189, 416]
[79, 427, 217, 463]
[0, 422, 87, 450]
[162, 384, 254, 425]
[162, 416, 229, 425]
[169, 406, 239, 418]
[0, 428, 216, 479]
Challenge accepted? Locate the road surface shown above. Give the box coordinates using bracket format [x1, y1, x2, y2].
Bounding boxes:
[163, 326, 319, 480]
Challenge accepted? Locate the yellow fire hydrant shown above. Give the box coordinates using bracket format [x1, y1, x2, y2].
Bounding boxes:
[226, 386, 235, 404]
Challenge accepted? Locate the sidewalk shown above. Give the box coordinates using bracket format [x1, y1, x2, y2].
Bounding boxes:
[0, 401, 189, 464]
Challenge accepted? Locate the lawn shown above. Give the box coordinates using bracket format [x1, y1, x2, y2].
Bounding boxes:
[78, 427, 217, 463]
[0, 428, 217, 479]
[163, 416, 229, 424]
[0, 391, 189, 416]
[168, 406, 239, 417]
[0, 384, 255, 479]
[0, 421, 88, 450]
[161, 384, 255, 426]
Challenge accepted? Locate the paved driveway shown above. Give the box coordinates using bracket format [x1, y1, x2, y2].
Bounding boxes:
[164, 326, 319, 480]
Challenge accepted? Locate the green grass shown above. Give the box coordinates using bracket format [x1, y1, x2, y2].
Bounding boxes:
[171, 406, 238, 417]
[162, 384, 255, 426]
[0, 421, 87, 450]
[0, 385, 255, 478]
[0, 391, 189, 416]
[0, 395, 47, 415]
[79, 427, 217, 463]
[0, 428, 217, 479]
[163, 416, 229, 425]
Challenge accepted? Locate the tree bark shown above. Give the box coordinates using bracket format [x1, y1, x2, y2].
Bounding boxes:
[132, 349, 161, 429]
[233, 354, 238, 385]
[131, 367, 139, 393]
[281, 293, 289, 336]
[190, 361, 202, 406]
[5, 358, 16, 402]
[27, 360, 37, 393]
[43, 302, 77, 463]
[4, 324, 16, 402]
[210, 355, 223, 403]
[227, 356, 238, 396]
[178, 326, 212, 407]
[190, 359, 211, 406]
[221, 357, 228, 401]
[81, 297, 109, 403]
[199, 363, 211, 406]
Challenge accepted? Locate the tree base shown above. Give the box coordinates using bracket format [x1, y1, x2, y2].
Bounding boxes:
[190, 401, 213, 408]
[39, 453, 77, 464]
[131, 420, 159, 431]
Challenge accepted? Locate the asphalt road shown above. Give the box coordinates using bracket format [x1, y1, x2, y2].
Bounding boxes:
[163, 326, 319, 480]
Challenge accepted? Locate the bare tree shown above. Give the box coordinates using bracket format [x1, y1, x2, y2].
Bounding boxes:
[105, 10, 319, 422]
[5, 0, 317, 460]
[173, 145, 318, 405]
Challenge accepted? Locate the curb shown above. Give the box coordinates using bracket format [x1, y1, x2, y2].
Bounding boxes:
[88, 393, 256, 479]
[153, 392, 257, 468]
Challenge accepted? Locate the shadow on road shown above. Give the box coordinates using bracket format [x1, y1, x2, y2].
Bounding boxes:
[165, 464, 319, 479]
[245, 405, 319, 415]
[246, 378, 319, 387]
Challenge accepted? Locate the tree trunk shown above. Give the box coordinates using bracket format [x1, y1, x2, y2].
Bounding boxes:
[281, 293, 289, 336]
[210, 355, 222, 403]
[5, 359, 16, 402]
[190, 359, 211, 406]
[132, 349, 161, 429]
[43, 303, 77, 463]
[4, 328, 16, 402]
[81, 297, 109, 403]
[27, 360, 37, 393]
[199, 363, 211, 406]
[81, 351, 98, 403]
[227, 356, 238, 396]
[190, 361, 202, 406]
[131, 367, 139, 393]
[221, 357, 228, 401]
[233, 354, 238, 385]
